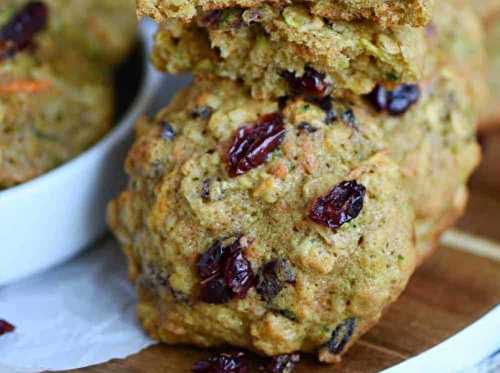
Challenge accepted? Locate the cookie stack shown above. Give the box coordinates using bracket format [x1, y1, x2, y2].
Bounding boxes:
[108, 0, 485, 366]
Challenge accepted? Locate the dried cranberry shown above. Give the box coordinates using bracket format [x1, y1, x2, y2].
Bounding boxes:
[193, 352, 248, 373]
[297, 122, 317, 134]
[199, 276, 233, 304]
[198, 10, 223, 27]
[197, 237, 254, 303]
[262, 353, 300, 373]
[282, 66, 331, 98]
[224, 252, 254, 298]
[161, 121, 176, 140]
[0, 1, 48, 61]
[366, 85, 388, 112]
[325, 317, 356, 354]
[309, 180, 366, 230]
[366, 84, 420, 116]
[197, 240, 227, 279]
[387, 84, 420, 115]
[256, 259, 296, 302]
[226, 113, 286, 177]
[0, 319, 15, 336]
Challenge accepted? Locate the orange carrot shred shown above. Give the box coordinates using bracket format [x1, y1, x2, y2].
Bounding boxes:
[0, 79, 51, 94]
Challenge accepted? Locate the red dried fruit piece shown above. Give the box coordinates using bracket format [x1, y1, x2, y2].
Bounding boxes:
[0, 319, 15, 336]
[197, 237, 254, 303]
[199, 276, 233, 304]
[193, 352, 248, 373]
[309, 180, 366, 230]
[197, 240, 227, 279]
[263, 353, 300, 373]
[365, 85, 388, 112]
[387, 84, 420, 115]
[0, 1, 48, 61]
[366, 84, 420, 116]
[227, 113, 286, 177]
[224, 251, 254, 298]
[282, 66, 331, 98]
[326, 317, 356, 354]
[256, 259, 296, 302]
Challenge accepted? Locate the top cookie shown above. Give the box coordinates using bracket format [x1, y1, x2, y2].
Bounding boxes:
[152, 4, 426, 99]
[137, 0, 433, 27]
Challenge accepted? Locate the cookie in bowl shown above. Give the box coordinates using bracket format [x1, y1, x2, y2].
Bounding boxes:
[108, 77, 417, 362]
[0, 0, 136, 188]
[42, 0, 137, 65]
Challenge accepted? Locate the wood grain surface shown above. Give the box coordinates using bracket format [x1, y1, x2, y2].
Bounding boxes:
[68, 130, 500, 373]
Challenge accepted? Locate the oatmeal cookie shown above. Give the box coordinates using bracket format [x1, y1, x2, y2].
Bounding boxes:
[151, 0, 483, 101]
[425, 0, 488, 117]
[45, 0, 137, 65]
[137, 0, 432, 27]
[152, 4, 426, 99]
[360, 69, 480, 261]
[108, 77, 417, 362]
[1, 0, 137, 65]
[0, 0, 136, 188]
[479, 12, 500, 129]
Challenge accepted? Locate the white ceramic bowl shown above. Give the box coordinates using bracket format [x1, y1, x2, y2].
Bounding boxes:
[0, 22, 164, 286]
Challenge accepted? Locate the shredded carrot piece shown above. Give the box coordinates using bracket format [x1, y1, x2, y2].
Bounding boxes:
[0, 79, 51, 94]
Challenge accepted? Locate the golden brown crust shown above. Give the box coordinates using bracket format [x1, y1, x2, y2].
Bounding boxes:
[108, 77, 417, 361]
[137, 0, 432, 27]
[152, 5, 426, 99]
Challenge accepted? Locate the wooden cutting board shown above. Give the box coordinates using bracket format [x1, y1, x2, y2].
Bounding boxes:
[70, 130, 500, 373]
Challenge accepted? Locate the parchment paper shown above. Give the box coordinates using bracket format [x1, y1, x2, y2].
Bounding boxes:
[0, 238, 156, 372]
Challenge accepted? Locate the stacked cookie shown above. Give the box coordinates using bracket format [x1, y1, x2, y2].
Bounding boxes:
[108, 0, 484, 365]
[0, 0, 136, 188]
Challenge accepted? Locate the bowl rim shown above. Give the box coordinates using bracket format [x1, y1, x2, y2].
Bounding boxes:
[0, 21, 162, 201]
